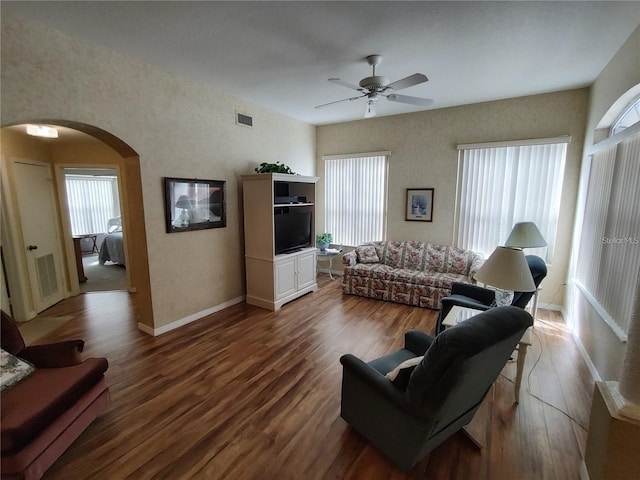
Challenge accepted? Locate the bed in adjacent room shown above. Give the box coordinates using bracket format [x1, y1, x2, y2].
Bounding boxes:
[99, 220, 126, 266]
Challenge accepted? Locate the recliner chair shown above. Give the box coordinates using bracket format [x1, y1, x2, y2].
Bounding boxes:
[435, 254, 547, 334]
[339, 306, 533, 470]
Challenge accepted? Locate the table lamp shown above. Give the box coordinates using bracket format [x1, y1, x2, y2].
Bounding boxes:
[474, 246, 536, 294]
[175, 195, 192, 227]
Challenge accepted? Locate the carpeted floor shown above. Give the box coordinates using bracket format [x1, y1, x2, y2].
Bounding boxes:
[17, 315, 74, 345]
[80, 253, 127, 293]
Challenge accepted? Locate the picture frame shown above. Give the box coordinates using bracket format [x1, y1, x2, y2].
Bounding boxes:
[164, 177, 226, 233]
[405, 188, 434, 222]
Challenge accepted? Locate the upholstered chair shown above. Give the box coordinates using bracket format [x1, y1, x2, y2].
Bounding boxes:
[339, 306, 533, 470]
[435, 255, 547, 334]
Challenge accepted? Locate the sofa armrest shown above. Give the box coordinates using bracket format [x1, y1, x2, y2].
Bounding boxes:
[404, 330, 434, 356]
[340, 354, 410, 409]
[20, 340, 85, 368]
[469, 253, 485, 280]
[451, 282, 496, 305]
[342, 250, 357, 266]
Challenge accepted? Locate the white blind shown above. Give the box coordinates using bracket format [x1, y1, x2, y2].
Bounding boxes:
[324, 153, 388, 246]
[575, 133, 640, 336]
[456, 141, 567, 261]
[65, 175, 120, 235]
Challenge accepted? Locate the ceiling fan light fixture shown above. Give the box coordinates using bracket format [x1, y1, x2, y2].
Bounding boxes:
[365, 100, 377, 118]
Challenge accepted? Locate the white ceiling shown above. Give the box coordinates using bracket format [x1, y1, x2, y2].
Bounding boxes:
[3, 1, 640, 126]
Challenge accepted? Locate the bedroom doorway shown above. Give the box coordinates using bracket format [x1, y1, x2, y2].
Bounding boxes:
[63, 167, 127, 293]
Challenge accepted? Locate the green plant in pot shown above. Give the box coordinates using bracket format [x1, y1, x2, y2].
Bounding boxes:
[316, 233, 332, 252]
[254, 162, 296, 174]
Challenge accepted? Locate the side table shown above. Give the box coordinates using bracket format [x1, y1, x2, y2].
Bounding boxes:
[442, 305, 531, 404]
[316, 248, 341, 280]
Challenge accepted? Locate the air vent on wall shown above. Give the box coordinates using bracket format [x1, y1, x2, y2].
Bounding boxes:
[236, 112, 253, 128]
[36, 253, 59, 299]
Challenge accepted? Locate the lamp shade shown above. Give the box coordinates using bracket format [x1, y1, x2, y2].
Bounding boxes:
[505, 222, 547, 248]
[175, 195, 192, 209]
[474, 246, 536, 292]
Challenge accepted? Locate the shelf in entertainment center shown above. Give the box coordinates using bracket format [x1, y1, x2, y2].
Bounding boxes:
[273, 202, 314, 207]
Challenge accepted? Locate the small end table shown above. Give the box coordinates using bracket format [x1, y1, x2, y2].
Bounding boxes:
[316, 248, 341, 280]
[442, 305, 531, 404]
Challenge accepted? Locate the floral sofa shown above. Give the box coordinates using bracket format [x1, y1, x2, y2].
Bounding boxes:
[342, 241, 484, 309]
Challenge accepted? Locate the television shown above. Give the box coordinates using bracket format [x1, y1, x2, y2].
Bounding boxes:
[274, 211, 312, 254]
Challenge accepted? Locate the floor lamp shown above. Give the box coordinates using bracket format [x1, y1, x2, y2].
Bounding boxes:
[505, 221, 547, 318]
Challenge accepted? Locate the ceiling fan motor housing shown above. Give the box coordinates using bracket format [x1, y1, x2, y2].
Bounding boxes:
[359, 75, 390, 90]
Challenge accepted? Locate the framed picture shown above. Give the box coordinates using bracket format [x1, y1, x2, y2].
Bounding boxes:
[164, 177, 226, 233]
[405, 188, 434, 222]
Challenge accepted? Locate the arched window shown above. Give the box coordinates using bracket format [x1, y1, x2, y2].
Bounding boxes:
[610, 95, 640, 136]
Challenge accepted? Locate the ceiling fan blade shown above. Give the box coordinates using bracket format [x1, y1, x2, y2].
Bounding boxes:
[315, 95, 364, 109]
[386, 73, 428, 92]
[386, 93, 434, 107]
[364, 100, 377, 118]
[328, 78, 363, 91]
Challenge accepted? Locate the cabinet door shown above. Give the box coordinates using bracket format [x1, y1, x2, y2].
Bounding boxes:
[297, 250, 316, 290]
[275, 256, 297, 299]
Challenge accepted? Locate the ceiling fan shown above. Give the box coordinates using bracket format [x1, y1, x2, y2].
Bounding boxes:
[315, 54, 433, 118]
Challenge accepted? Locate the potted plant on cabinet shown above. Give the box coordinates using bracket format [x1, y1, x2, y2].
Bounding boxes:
[316, 233, 332, 252]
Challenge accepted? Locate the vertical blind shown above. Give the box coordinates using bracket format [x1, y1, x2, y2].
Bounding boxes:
[324, 153, 389, 247]
[456, 140, 568, 262]
[65, 175, 120, 235]
[575, 133, 640, 336]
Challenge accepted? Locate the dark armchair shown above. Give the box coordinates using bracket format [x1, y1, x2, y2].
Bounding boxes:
[339, 306, 533, 470]
[435, 254, 547, 334]
[1, 311, 111, 480]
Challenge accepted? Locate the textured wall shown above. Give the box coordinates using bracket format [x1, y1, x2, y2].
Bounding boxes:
[317, 89, 589, 308]
[1, 15, 316, 329]
[567, 26, 640, 381]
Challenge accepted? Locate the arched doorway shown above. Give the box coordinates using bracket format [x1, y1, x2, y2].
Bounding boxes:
[0, 120, 153, 329]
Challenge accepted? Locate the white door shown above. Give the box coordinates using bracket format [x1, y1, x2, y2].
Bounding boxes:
[13, 160, 65, 312]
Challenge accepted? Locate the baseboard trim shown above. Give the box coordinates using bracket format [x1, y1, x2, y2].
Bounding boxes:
[571, 328, 602, 382]
[137, 295, 245, 336]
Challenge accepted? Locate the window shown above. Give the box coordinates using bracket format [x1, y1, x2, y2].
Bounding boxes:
[324, 152, 389, 247]
[610, 95, 640, 136]
[65, 174, 120, 235]
[456, 138, 569, 262]
[574, 133, 640, 339]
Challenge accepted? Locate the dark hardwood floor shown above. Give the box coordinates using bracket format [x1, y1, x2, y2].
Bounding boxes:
[31, 276, 593, 479]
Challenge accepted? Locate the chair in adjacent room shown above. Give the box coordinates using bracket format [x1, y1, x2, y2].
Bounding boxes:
[339, 306, 533, 470]
[434, 254, 547, 334]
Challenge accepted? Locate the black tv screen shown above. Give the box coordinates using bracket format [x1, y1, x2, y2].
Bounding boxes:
[274, 211, 312, 254]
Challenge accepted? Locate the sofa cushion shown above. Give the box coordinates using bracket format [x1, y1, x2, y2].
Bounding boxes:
[0, 349, 35, 392]
[425, 244, 447, 272]
[346, 263, 395, 279]
[355, 245, 380, 264]
[403, 241, 426, 271]
[444, 246, 477, 275]
[381, 241, 406, 268]
[1, 357, 108, 453]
